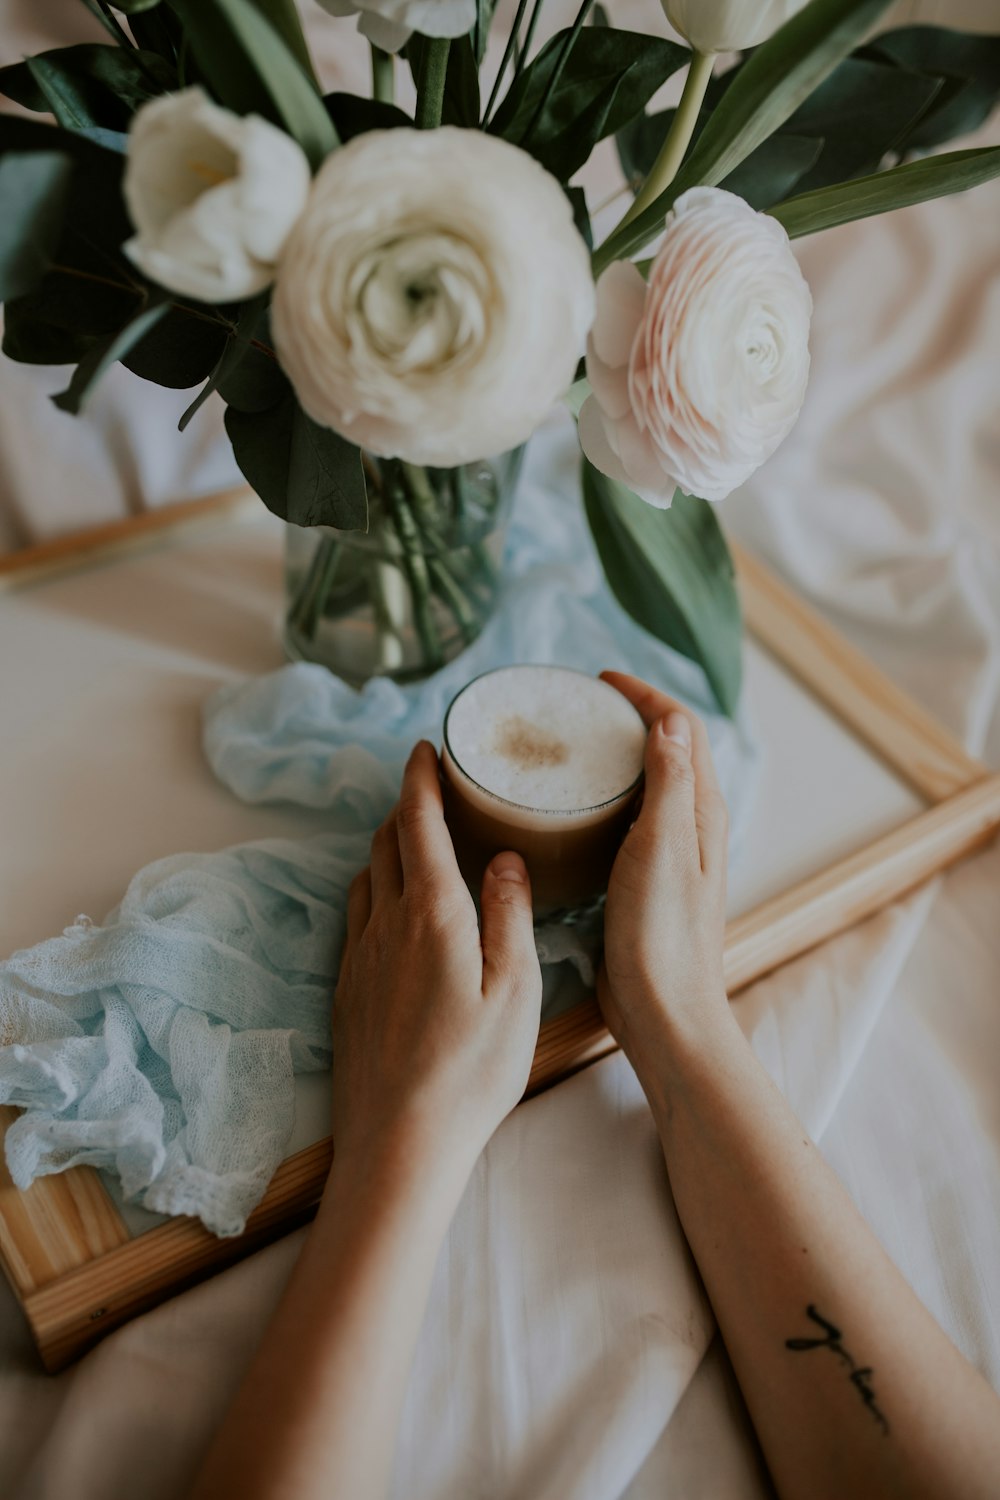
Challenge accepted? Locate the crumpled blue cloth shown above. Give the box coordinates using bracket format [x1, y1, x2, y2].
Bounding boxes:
[0, 425, 758, 1237]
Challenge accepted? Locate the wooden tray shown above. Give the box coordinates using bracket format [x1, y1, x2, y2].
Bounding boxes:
[2, 494, 998, 1371]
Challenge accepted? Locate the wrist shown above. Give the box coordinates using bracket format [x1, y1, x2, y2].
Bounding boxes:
[624, 988, 744, 1121]
[325, 1114, 478, 1226]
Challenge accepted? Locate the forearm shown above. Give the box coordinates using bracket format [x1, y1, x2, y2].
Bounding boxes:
[641, 1002, 1000, 1500]
[190, 1139, 469, 1500]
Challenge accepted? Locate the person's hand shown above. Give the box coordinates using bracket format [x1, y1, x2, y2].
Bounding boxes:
[597, 672, 732, 1087]
[331, 740, 543, 1190]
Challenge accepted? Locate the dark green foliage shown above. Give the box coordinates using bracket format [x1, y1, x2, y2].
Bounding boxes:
[582, 462, 743, 716]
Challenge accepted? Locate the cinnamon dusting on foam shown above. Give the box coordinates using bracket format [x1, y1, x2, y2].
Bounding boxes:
[493, 714, 569, 771]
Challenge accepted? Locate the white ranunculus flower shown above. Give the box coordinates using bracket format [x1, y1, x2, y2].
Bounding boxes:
[580, 187, 811, 506]
[315, 0, 474, 53]
[663, 0, 809, 54]
[271, 127, 595, 467]
[123, 87, 312, 304]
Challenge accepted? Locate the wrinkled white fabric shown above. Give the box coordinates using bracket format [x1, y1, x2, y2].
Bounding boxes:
[1, 4, 999, 1498]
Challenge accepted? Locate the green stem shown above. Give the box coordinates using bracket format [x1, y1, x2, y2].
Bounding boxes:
[288, 535, 342, 640]
[522, 0, 594, 147]
[414, 38, 451, 129]
[385, 481, 445, 668]
[370, 43, 395, 104]
[483, 0, 531, 124]
[598, 48, 715, 261]
[516, 0, 546, 75]
[427, 558, 480, 644]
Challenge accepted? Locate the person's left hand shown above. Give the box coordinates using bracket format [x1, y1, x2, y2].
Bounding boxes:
[331, 740, 543, 1187]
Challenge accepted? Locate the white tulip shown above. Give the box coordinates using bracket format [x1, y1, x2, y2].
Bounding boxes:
[123, 87, 312, 304]
[315, 0, 475, 53]
[271, 127, 595, 467]
[663, 0, 809, 54]
[580, 187, 812, 506]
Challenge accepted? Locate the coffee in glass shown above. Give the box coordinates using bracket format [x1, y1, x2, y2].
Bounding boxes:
[441, 665, 646, 913]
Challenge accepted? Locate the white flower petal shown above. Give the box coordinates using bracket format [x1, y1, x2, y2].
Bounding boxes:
[271, 127, 595, 466]
[122, 86, 311, 304]
[585, 186, 811, 507]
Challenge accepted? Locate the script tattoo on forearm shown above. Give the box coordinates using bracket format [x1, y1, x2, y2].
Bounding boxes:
[785, 1305, 890, 1435]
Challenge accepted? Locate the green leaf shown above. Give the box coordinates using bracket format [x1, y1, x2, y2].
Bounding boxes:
[865, 25, 1000, 151]
[217, 334, 290, 411]
[407, 34, 479, 128]
[120, 304, 229, 387]
[582, 460, 742, 716]
[166, 0, 337, 167]
[566, 183, 593, 249]
[473, 0, 496, 65]
[113, 0, 164, 12]
[0, 117, 137, 355]
[491, 28, 689, 182]
[324, 93, 412, 139]
[177, 295, 266, 430]
[0, 45, 174, 130]
[721, 131, 824, 209]
[597, 0, 894, 268]
[0, 152, 73, 300]
[225, 396, 369, 531]
[52, 297, 170, 413]
[769, 143, 1000, 238]
[774, 56, 942, 194]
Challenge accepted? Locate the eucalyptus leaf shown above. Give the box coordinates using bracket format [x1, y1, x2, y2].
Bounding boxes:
[324, 93, 412, 139]
[0, 152, 72, 300]
[218, 336, 290, 411]
[582, 460, 742, 717]
[596, 0, 894, 269]
[178, 296, 266, 430]
[226, 396, 368, 531]
[491, 28, 689, 182]
[0, 117, 135, 349]
[52, 297, 170, 413]
[120, 304, 230, 387]
[167, 0, 337, 167]
[769, 143, 1000, 238]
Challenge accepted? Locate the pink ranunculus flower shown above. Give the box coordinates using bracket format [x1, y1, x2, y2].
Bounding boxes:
[580, 187, 812, 507]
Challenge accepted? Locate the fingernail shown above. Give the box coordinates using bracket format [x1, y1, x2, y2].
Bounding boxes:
[490, 851, 526, 883]
[660, 712, 691, 750]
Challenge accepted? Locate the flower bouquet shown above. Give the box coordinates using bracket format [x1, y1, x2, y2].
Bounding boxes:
[1, 0, 997, 708]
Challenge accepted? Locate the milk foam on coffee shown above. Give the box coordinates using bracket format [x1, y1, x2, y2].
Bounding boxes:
[444, 666, 646, 823]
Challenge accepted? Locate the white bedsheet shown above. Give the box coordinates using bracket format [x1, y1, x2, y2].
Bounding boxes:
[2, 5, 999, 1496]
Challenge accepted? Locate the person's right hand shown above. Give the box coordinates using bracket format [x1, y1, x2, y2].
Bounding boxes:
[597, 673, 732, 1086]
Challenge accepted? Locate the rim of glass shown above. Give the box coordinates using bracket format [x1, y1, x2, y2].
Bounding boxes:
[442, 664, 646, 819]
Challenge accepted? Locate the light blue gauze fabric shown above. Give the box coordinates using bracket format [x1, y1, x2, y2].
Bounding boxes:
[0, 426, 758, 1237]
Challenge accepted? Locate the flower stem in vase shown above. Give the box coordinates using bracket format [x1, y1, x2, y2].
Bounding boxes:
[384, 474, 446, 670]
[288, 535, 343, 642]
[367, 556, 408, 672]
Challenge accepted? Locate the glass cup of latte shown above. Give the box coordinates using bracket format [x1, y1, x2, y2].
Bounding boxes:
[441, 665, 647, 915]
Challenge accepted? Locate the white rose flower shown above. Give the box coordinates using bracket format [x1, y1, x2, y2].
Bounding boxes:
[271, 127, 595, 467]
[315, 0, 475, 53]
[580, 187, 812, 506]
[123, 87, 312, 304]
[662, 0, 809, 54]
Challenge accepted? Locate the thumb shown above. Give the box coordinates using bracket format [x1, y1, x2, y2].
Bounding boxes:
[636, 711, 698, 853]
[480, 851, 539, 998]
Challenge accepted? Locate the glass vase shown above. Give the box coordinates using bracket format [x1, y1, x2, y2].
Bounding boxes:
[283, 450, 521, 687]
